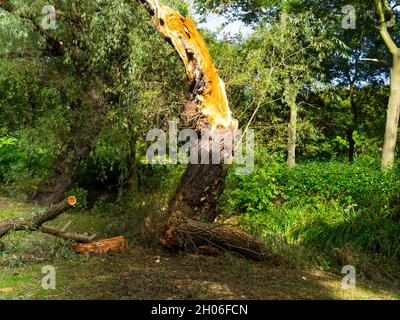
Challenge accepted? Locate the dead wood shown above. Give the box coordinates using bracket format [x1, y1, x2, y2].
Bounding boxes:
[71, 236, 126, 256]
[162, 212, 270, 261]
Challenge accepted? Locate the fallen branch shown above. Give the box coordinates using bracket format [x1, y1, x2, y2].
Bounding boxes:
[0, 196, 95, 243]
[359, 57, 390, 65]
[40, 225, 96, 243]
[162, 213, 270, 261]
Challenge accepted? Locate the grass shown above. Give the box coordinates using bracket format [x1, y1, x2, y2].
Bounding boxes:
[1, 195, 400, 300]
[218, 156, 400, 283]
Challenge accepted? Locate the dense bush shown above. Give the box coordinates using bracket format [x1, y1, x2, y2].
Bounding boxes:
[0, 133, 52, 184]
[220, 150, 400, 261]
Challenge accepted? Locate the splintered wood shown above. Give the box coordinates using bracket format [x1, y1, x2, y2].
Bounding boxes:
[71, 236, 126, 256]
[140, 0, 237, 132]
[139, 0, 238, 222]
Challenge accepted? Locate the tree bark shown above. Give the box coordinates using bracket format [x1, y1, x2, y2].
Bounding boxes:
[375, 1, 400, 169]
[30, 87, 107, 204]
[381, 55, 400, 169]
[287, 102, 297, 167]
[347, 84, 358, 163]
[40, 225, 96, 243]
[167, 164, 228, 222]
[127, 133, 139, 193]
[347, 127, 355, 163]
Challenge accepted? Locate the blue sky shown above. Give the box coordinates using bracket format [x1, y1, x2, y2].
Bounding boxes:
[196, 12, 252, 36]
[186, 1, 252, 37]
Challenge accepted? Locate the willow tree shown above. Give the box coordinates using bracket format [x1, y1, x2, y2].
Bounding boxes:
[138, 0, 238, 220]
[137, 0, 269, 260]
[0, 0, 133, 203]
[0, 0, 185, 203]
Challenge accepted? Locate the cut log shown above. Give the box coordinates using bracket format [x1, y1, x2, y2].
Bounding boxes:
[71, 236, 126, 256]
[162, 213, 270, 261]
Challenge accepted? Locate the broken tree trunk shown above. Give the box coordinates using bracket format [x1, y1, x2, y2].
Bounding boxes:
[167, 164, 228, 222]
[0, 196, 95, 243]
[139, 0, 237, 223]
[139, 1, 269, 260]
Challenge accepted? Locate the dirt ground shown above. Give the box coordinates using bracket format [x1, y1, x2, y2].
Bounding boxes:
[0, 196, 399, 300]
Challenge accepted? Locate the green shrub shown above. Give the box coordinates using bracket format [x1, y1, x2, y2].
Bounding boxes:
[0, 133, 52, 183]
[220, 149, 400, 261]
[69, 186, 89, 210]
[278, 157, 400, 208]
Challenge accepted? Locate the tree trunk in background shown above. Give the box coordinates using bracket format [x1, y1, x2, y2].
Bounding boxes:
[347, 85, 357, 163]
[287, 102, 297, 167]
[347, 128, 355, 163]
[376, 1, 400, 170]
[127, 134, 139, 193]
[381, 56, 400, 169]
[30, 87, 107, 205]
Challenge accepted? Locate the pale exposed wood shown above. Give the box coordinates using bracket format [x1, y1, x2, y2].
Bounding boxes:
[71, 236, 126, 256]
[138, 0, 237, 132]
